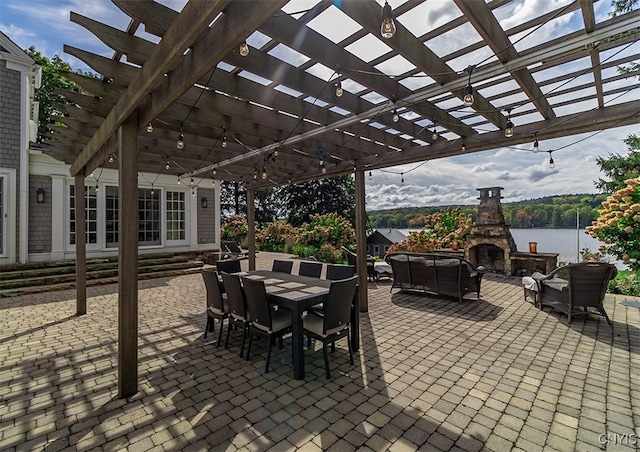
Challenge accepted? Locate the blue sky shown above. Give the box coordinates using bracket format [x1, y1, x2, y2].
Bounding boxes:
[1, 0, 638, 210]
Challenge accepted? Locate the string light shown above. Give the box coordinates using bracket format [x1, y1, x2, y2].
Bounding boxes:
[108, 154, 114, 163]
[335, 80, 343, 97]
[461, 138, 466, 152]
[177, 176, 181, 184]
[221, 128, 227, 148]
[164, 158, 170, 170]
[504, 108, 514, 138]
[321, 163, 327, 174]
[532, 132, 539, 153]
[239, 42, 249, 57]
[380, 1, 396, 39]
[176, 132, 185, 150]
[400, 173, 404, 186]
[463, 65, 475, 107]
[150, 185, 155, 196]
[548, 151, 555, 168]
[146, 122, 153, 133]
[392, 108, 399, 123]
[431, 122, 438, 140]
[253, 169, 258, 180]
[369, 171, 372, 181]
[261, 166, 268, 179]
[212, 164, 217, 176]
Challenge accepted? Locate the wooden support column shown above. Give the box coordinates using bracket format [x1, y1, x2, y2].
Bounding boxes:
[74, 174, 86, 316]
[118, 113, 139, 399]
[247, 188, 256, 271]
[354, 169, 367, 352]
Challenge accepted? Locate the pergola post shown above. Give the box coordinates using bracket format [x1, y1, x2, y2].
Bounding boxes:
[247, 187, 256, 271]
[74, 174, 86, 316]
[118, 112, 139, 398]
[354, 169, 367, 351]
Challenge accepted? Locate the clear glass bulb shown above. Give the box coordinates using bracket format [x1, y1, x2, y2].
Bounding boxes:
[335, 82, 343, 98]
[505, 121, 514, 138]
[146, 123, 153, 133]
[177, 133, 184, 150]
[533, 140, 539, 153]
[432, 131, 438, 140]
[392, 109, 399, 123]
[222, 136, 227, 148]
[239, 42, 249, 57]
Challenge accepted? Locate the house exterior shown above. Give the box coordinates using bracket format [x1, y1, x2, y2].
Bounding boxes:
[0, 32, 220, 265]
[367, 228, 407, 257]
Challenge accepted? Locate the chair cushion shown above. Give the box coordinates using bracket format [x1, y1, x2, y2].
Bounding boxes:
[253, 309, 291, 333]
[303, 312, 347, 337]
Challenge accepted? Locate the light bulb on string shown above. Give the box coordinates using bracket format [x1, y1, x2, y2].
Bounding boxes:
[504, 108, 514, 138]
[532, 132, 539, 153]
[548, 151, 555, 168]
[239, 42, 249, 57]
[108, 154, 114, 163]
[177, 176, 181, 184]
[212, 165, 217, 176]
[192, 190, 195, 197]
[222, 128, 228, 148]
[321, 164, 327, 175]
[165, 159, 170, 171]
[261, 167, 268, 179]
[253, 169, 258, 180]
[177, 132, 184, 150]
[369, 171, 372, 181]
[392, 108, 399, 123]
[431, 122, 438, 141]
[463, 65, 475, 107]
[150, 185, 155, 196]
[380, 1, 396, 38]
[400, 173, 405, 186]
[461, 138, 466, 152]
[335, 80, 343, 98]
[146, 122, 153, 133]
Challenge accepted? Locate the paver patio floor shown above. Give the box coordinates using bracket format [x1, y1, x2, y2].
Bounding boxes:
[1, 252, 638, 451]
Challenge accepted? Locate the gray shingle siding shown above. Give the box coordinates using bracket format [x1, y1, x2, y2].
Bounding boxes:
[197, 188, 216, 244]
[29, 175, 52, 253]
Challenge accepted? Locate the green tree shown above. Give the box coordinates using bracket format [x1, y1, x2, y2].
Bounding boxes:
[26, 47, 95, 143]
[283, 176, 355, 227]
[595, 135, 640, 193]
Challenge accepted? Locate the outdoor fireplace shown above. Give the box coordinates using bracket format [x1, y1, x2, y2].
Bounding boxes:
[464, 187, 517, 274]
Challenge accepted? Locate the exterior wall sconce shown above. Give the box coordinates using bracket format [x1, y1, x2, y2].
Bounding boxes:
[201, 197, 208, 209]
[36, 188, 45, 203]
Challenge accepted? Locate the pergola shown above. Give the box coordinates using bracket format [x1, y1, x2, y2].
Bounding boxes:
[45, 0, 640, 397]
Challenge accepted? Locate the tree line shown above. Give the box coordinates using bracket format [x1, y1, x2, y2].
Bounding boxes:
[368, 193, 610, 230]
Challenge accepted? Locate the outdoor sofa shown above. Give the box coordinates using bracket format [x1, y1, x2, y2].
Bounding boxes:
[385, 252, 485, 303]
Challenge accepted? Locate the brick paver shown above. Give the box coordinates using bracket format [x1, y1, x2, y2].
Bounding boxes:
[1, 252, 638, 451]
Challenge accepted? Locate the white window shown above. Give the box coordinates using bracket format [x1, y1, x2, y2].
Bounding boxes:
[69, 184, 98, 246]
[166, 191, 186, 242]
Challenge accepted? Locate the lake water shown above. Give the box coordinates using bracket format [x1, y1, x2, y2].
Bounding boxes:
[399, 228, 625, 268]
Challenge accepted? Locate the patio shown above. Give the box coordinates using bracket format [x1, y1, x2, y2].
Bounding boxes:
[1, 252, 638, 451]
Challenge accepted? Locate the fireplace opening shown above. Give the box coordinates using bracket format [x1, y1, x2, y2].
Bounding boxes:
[469, 244, 505, 273]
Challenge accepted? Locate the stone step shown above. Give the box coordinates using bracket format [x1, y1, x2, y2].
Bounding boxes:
[0, 255, 203, 297]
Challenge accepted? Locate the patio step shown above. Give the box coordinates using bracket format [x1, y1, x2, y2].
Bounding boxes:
[0, 253, 204, 297]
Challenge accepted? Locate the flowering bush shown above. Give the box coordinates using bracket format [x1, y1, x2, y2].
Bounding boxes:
[295, 213, 355, 249]
[257, 220, 296, 252]
[292, 213, 354, 263]
[586, 177, 640, 272]
[387, 208, 472, 254]
[221, 214, 248, 242]
[609, 270, 640, 297]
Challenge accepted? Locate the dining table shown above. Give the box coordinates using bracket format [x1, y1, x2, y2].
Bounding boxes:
[241, 270, 359, 380]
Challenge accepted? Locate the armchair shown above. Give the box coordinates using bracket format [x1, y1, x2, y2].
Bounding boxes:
[532, 262, 617, 325]
[341, 246, 376, 281]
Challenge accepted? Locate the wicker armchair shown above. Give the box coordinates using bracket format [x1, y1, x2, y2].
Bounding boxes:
[532, 262, 617, 325]
[341, 246, 376, 281]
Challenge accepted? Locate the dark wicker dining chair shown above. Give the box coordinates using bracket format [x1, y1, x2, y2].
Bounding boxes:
[201, 268, 228, 346]
[272, 259, 293, 274]
[325, 264, 355, 281]
[299, 261, 323, 278]
[303, 275, 358, 378]
[215, 259, 242, 274]
[220, 272, 250, 357]
[242, 277, 292, 373]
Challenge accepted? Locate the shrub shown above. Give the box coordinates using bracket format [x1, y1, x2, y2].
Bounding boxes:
[608, 270, 640, 297]
[387, 208, 472, 254]
[221, 214, 248, 242]
[257, 220, 296, 252]
[586, 176, 640, 272]
[292, 213, 354, 263]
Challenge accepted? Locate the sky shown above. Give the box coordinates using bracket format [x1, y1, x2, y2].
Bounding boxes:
[1, 0, 638, 211]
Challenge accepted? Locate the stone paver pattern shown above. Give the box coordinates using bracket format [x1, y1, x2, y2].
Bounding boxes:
[1, 252, 638, 451]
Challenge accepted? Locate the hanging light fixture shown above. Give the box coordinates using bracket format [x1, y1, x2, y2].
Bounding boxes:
[108, 154, 114, 163]
[461, 138, 466, 152]
[164, 159, 170, 171]
[548, 151, 555, 168]
[177, 176, 182, 184]
[222, 128, 228, 148]
[400, 173, 405, 186]
[335, 80, 343, 98]
[369, 171, 372, 181]
[150, 185, 155, 196]
[431, 121, 438, 140]
[380, 1, 396, 39]
[532, 132, 539, 153]
[463, 65, 475, 107]
[321, 163, 327, 174]
[146, 122, 153, 133]
[176, 132, 185, 150]
[212, 164, 217, 176]
[504, 108, 514, 138]
[239, 42, 249, 57]
[253, 169, 258, 180]
[261, 166, 268, 180]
